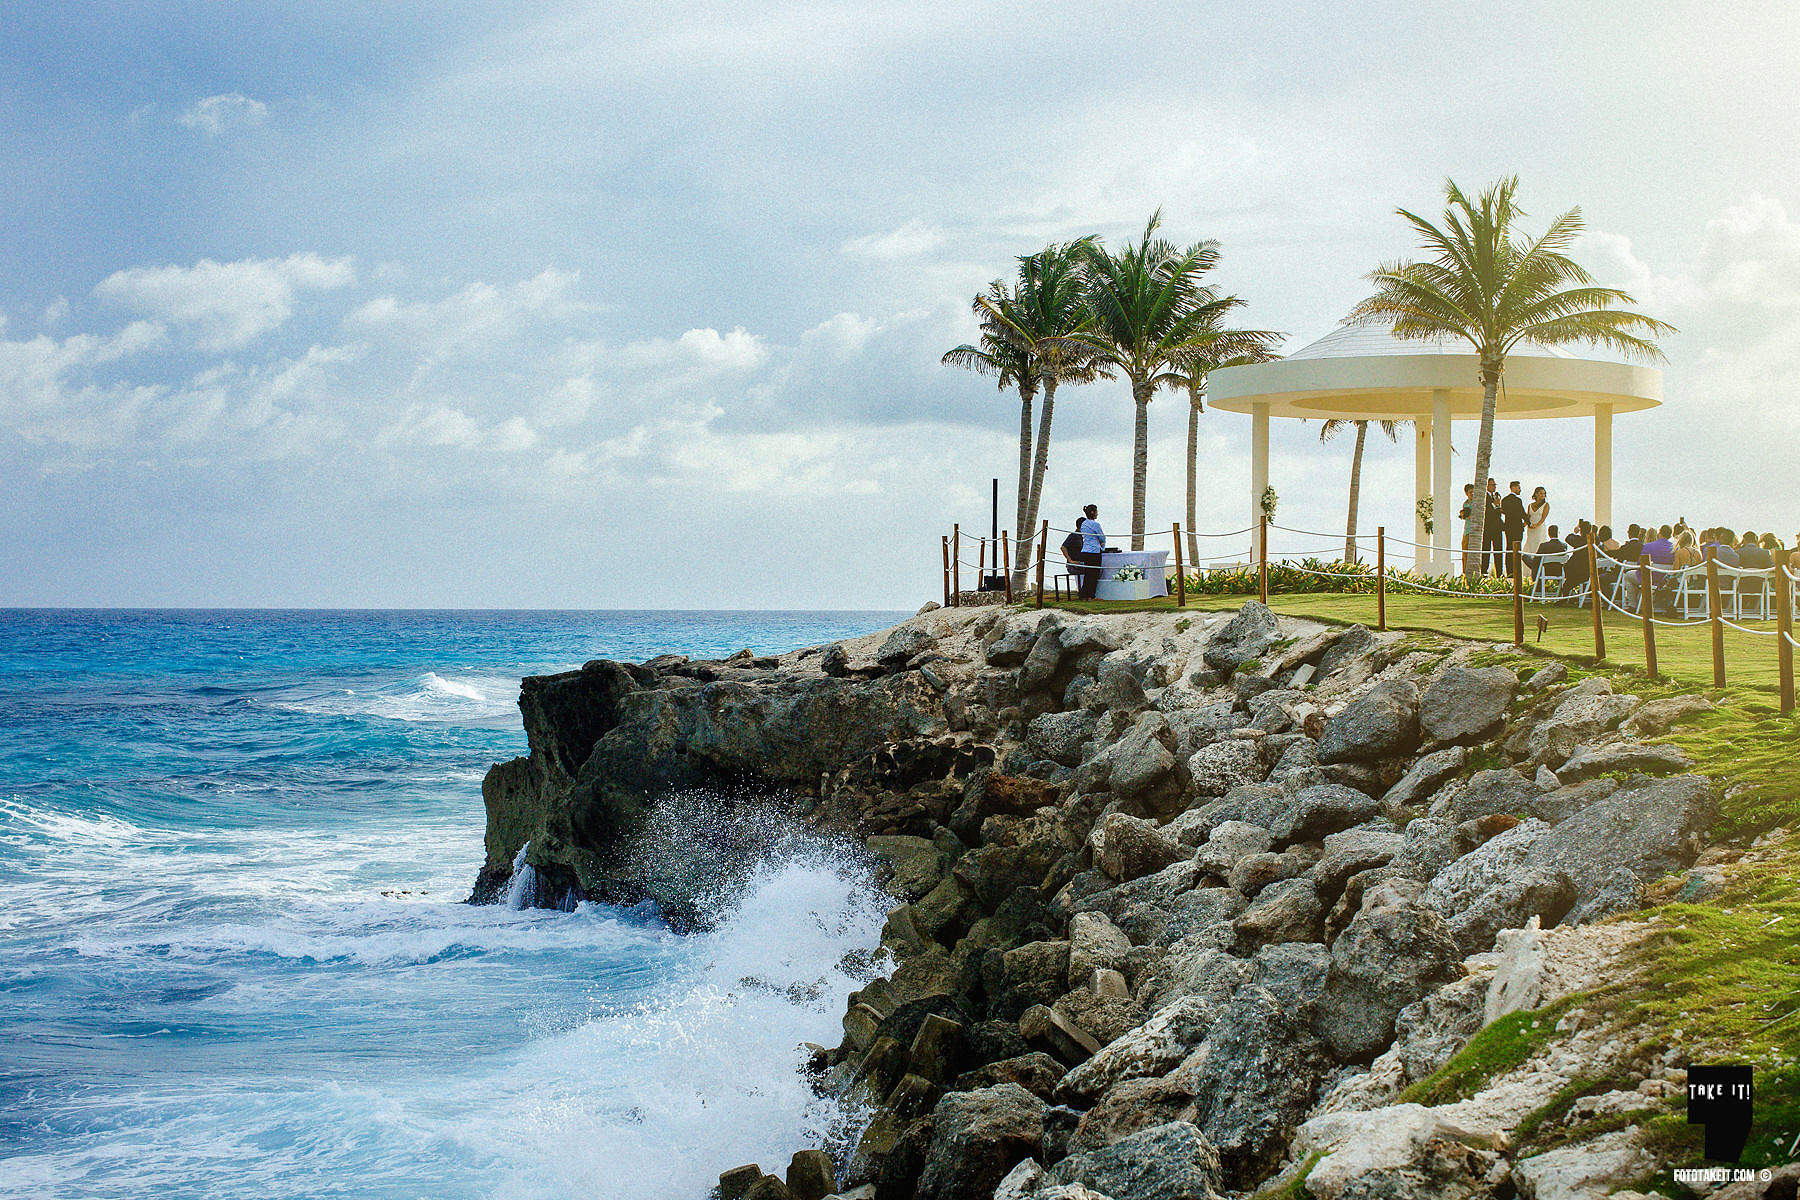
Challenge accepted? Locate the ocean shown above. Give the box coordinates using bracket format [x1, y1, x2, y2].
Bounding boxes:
[0, 608, 909, 1200]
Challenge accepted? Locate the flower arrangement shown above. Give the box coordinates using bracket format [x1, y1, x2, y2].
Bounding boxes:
[1416, 495, 1435, 536]
[1260, 485, 1279, 520]
[1111, 564, 1145, 582]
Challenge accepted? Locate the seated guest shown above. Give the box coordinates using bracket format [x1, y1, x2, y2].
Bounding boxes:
[1598, 525, 1619, 557]
[1672, 529, 1701, 569]
[1704, 528, 1740, 568]
[1560, 522, 1592, 599]
[1738, 531, 1774, 570]
[1625, 524, 1676, 612]
[1761, 533, 1783, 556]
[1537, 524, 1568, 558]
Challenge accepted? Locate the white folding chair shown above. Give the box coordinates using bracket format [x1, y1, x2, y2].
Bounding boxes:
[1528, 552, 1569, 602]
[1676, 567, 1709, 619]
[1736, 567, 1774, 620]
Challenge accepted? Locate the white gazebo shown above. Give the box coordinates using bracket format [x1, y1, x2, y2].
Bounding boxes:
[1208, 324, 1662, 572]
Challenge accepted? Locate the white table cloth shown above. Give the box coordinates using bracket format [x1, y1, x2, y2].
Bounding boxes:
[1097, 550, 1170, 598]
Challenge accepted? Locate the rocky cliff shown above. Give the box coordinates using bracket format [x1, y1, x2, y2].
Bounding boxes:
[477, 602, 1733, 1200]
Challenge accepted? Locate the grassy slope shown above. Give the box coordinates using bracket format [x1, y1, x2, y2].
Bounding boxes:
[1035, 591, 1800, 1176]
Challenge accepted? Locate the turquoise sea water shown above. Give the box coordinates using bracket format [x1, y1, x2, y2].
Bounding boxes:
[0, 609, 907, 1200]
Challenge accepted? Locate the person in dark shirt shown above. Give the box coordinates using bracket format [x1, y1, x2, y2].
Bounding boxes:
[1560, 522, 1592, 600]
[1482, 481, 1506, 575]
[1737, 531, 1773, 570]
[1703, 528, 1740, 569]
[1501, 481, 1527, 577]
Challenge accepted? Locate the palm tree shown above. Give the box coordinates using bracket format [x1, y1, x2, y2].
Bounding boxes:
[978, 240, 1107, 588]
[1173, 330, 1282, 567]
[1072, 213, 1233, 550]
[943, 283, 1038, 574]
[1350, 177, 1673, 577]
[1317, 419, 1403, 562]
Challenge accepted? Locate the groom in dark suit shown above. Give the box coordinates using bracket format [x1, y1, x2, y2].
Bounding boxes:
[1501, 481, 1528, 577]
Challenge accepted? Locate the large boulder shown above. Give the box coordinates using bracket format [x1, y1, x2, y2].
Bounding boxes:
[1182, 986, 1333, 1186]
[1620, 693, 1714, 739]
[1187, 740, 1265, 798]
[1381, 745, 1468, 813]
[1420, 820, 1549, 914]
[1067, 912, 1133, 988]
[877, 624, 937, 668]
[1525, 773, 1714, 922]
[1096, 716, 1177, 796]
[915, 1083, 1048, 1200]
[1292, 1103, 1507, 1200]
[1268, 783, 1381, 842]
[1427, 768, 1543, 824]
[1418, 665, 1516, 743]
[1318, 679, 1421, 764]
[1314, 902, 1460, 1062]
[1310, 822, 1405, 899]
[1520, 679, 1640, 767]
[1233, 877, 1323, 946]
[1090, 813, 1184, 883]
[1194, 820, 1274, 877]
[1026, 709, 1097, 768]
[1202, 602, 1280, 674]
[1018, 627, 1068, 694]
[1056, 995, 1216, 1102]
[1555, 740, 1691, 783]
[1054, 1121, 1224, 1200]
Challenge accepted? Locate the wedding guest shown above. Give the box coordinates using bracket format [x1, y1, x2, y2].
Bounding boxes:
[1076, 504, 1105, 599]
[1704, 528, 1740, 569]
[1502, 481, 1527, 576]
[1458, 484, 1478, 577]
[1625, 524, 1676, 612]
[1738, 532, 1773, 570]
[1672, 529, 1701, 569]
[1483, 480, 1506, 575]
[1561, 522, 1592, 600]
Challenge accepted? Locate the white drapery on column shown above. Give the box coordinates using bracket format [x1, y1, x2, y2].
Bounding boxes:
[1250, 402, 1270, 563]
[1594, 402, 1613, 529]
[1413, 417, 1432, 570]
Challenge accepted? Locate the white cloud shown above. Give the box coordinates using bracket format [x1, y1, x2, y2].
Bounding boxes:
[95, 254, 355, 351]
[178, 93, 268, 136]
[613, 326, 768, 373]
[348, 269, 591, 356]
[842, 220, 945, 261]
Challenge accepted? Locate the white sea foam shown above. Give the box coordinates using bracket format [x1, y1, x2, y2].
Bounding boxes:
[269, 671, 521, 724]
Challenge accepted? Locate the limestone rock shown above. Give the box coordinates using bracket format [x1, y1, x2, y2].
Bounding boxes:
[866, 834, 951, 902]
[1202, 602, 1279, 674]
[1381, 745, 1468, 813]
[785, 1149, 837, 1200]
[1555, 741, 1691, 783]
[1182, 986, 1332, 1186]
[1315, 625, 1379, 680]
[1420, 819, 1550, 914]
[1233, 877, 1323, 946]
[1427, 767, 1542, 825]
[1419, 665, 1516, 743]
[1318, 678, 1421, 764]
[1315, 902, 1459, 1061]
[953, 1052, 1065, 1099]
[1268, 782, 1380, 842]
[1620, 693, 1714, 739]
[1018, 627, 1069, 694]
[1067, 911, 1133, 987]
[1091, 813, 1183, 883]
[1026, 709, 1097, 768]
[1523, 681, 1640, 767]
[1067, 1073, 1198, 1154]
[1054, 1121, 1224, 1200]
[1310, 822, 1405, 899]
[1389, 973, 1489, 1082]
[1524, 773, 1714, 922]
[1056, 995, 1216, 1102]
[1186, 740, 1265, 799]
[1194, 820, 1274, 877]
[915, 1083, 1047, 1200]
[1097, 717, 1177, 796]
[877, 625, 937, 669]
[1293, 1103, 1507, 1200]
[1512, 1127, 1656, 1200]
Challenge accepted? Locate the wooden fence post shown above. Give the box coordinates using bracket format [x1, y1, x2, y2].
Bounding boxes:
[1511, 551, 1524, 647]
[1705, 547, 1726, 687]
[1638, 554, 1658, 679]
[1588, 538, 1605, 661]
[1259, 515, 1269, 604]
[952, 524, 961, 607]
[941, 536, 951, 608]
[1035, 521, 1048, 609]
[1778, 551, 1795, 716]
[1376, 526, 1386, 631]
[1172, 523, 1187, 608]
[1001, 531, 1013, 603]
[978, 537, 987, 585]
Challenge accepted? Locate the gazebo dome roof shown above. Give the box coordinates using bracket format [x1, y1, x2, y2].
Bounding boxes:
[1209, 322, 1659, 421]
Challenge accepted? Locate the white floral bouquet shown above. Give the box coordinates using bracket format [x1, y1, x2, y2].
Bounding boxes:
[1416, 495, 1434, 536]
[1112, 564, 1145, 582]
[1260, 485, 1279, 520]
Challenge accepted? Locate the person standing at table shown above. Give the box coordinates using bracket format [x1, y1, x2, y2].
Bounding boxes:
[1076, 504, 1105, 599]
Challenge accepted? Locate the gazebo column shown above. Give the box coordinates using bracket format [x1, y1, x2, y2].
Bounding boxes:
[1431, 389, 1453, 574]
[1594, 402, 1613, 529]
[1250, 401, 1270, 563]
[1413, 416, 1432, 570]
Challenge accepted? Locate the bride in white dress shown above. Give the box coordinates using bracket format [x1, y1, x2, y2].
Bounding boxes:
[1524, 486, 1550, 555]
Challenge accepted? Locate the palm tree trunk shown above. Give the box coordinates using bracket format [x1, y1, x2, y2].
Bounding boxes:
[1467, 362, 1501, 580]
[1018, 380, 1056, 590]
[1014, 380, 1035, 583]
[1345, 421, 1367, 563]
[1185, 390, 1201, 567]
[1131, 379, 1151, 551]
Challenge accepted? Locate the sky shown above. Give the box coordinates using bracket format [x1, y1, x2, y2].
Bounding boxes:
[4, 0, 1800, 608]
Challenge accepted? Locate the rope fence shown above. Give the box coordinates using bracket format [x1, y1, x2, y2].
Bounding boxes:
[941, 516, 1800, 714]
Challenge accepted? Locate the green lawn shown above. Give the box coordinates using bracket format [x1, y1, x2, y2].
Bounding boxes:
[1040, 590, 1790, 695]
